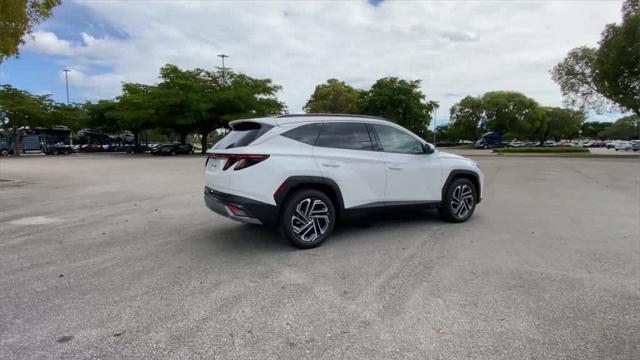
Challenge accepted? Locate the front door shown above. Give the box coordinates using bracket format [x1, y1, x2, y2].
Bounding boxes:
[370, 124, 442, 202]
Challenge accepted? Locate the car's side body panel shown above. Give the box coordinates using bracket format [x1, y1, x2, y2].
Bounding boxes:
[312, 145, 387, 208]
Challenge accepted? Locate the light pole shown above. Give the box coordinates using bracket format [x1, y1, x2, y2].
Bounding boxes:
[432, 107, 437, 145]
[217, 54, 229, 82]
[63, 69, 70, 104]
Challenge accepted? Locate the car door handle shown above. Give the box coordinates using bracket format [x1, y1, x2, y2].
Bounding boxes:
[388, 164, 404, 170]
[321, 161, 340, 168]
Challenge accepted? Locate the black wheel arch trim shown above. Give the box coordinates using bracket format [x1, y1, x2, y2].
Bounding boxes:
[275, 176, 345, 213]
[442, 170, 482, 203]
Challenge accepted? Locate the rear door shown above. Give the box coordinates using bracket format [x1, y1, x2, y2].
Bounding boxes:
[371, 124, 442, 202]
[312, 122, 386, 208]
[206, 121, 273, 191]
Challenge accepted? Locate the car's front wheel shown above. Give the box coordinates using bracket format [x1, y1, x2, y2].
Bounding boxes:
[280, 189, 336, 249]
[439, 178, 477, 223]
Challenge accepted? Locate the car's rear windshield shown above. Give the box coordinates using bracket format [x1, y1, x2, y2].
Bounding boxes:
[212, 122, 273, 150]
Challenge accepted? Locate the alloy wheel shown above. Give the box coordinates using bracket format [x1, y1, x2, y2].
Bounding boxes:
[291, 198, 330, 242]
[451, 184, 474, 219]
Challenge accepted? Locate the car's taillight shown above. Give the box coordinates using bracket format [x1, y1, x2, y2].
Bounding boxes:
[207, 153, 269, 171]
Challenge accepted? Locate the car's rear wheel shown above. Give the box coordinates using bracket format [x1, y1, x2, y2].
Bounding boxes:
[280, 189, 336, 249]
[439, 178, 477, 223]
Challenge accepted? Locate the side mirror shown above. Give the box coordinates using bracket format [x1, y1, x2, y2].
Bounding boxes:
[423, 143, 435, 154]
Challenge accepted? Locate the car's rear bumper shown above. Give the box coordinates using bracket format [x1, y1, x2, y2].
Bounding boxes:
[204, 186, 278, 225]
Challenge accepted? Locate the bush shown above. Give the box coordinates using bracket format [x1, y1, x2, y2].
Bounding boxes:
[494, 147, 589, 153]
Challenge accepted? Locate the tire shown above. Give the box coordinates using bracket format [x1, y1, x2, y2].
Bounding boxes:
[280, 189, 336, 249]
[438, 178, 477, 223]
[171, 150, 176, 156]
[0, 149, 8, 157]
[52, 149, 59, 155]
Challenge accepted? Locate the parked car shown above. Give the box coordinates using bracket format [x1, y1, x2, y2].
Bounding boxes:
[80, 143, 103, 152]
[509, 140, 527, 148]
[151, 143, 194, 155]
[606, 141, 617, 149]
[630, 140, 640, 151]
[125, 144, 149, 153]
[43, 143, 73, 155]
[204, 114, 484, 249]
[474, 132, 508, 149]
[615, 141, 631, 151]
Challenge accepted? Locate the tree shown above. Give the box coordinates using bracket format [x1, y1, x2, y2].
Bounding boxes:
[153, 64, 284, 153]
[481, 91, 545, 139]
[0, 84, 53, 155]
[0, 0, 61, 62]
[539, 107, 585, 143]
[197, 70, 284, 152]
[580, 121, 612, 140]
[552, 0, 640, 116]
[84, 100, 119, 133]
[107, 83, 156, 146]
[50, 103, 88, 132]
[449, 95, 485, 141]
[153, 64, 203, 144]
[433, 124, 460, 142]
[303, 79, 362, 114]
[359, 77, 437, 139]
[598, 115, 640, 140]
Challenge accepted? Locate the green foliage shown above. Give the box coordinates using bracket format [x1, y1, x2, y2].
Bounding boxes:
[449, 95, 485, 141]
[83, 100, 119, 132]
[50, 103, 87, 132]
[106, 83, 157, 145]
[0, 84, 53, 155]
[448, 91, 544, 140]
[78, 64, 285, 150]
[433, 124, 456, 141]
[539, 107, 585, 142]
[0, 84, 51, 127]
[358, 77, 437, 139]
[494, 147, 589, 153]
[580, 121, 612, 139]
[598, 115, 640, 140]
[303, 79, 362, 114]
[481, 91, 545, 139]
[552, 0, 640, 116]
[0, 0, 61, 62]
[153, 64, 284, 151]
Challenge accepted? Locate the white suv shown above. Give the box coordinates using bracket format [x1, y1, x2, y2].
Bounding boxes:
[205, 114, 484, 248]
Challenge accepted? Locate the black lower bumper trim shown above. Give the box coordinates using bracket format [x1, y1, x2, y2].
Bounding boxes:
[204, 187, 278, 225]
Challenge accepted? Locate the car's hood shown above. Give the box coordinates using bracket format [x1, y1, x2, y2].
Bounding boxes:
[436, 150, 468, 161]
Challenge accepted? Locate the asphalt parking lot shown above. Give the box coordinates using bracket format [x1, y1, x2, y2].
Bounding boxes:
[1, 153, 638, 359]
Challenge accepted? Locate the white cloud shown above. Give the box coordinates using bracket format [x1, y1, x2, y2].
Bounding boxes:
[24, 0, 623, 120]
[24, 31, 74, 56]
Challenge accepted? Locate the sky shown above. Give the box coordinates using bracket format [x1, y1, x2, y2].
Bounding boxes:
[2, 0, 627, 124]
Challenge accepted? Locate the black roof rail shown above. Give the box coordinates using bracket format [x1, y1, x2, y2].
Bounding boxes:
[277, 113, 389, 121]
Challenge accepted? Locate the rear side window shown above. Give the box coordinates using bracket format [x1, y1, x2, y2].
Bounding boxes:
[316, 122, 373, 151]
[281, 123, 323, 145]
[212, 122, 273, 150]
